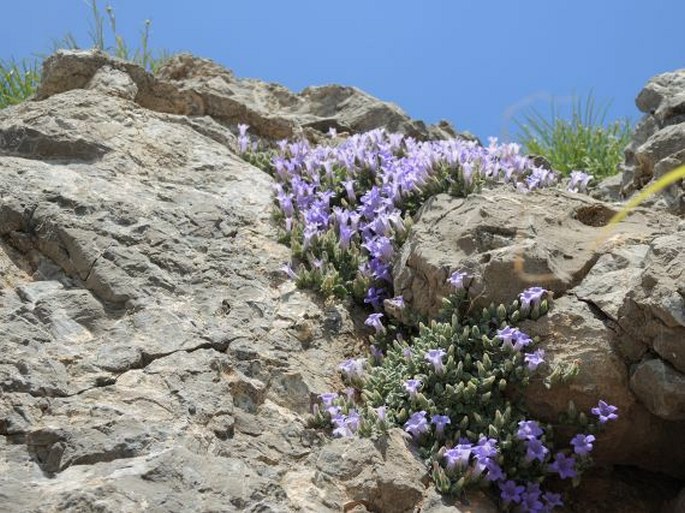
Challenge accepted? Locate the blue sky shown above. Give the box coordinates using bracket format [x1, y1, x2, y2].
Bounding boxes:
[4, 1, 685, 140]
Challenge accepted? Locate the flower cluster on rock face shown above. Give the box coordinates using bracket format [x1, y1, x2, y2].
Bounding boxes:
[239, 125, 618, 512]
[246, 127, 593, 304]
[312, 281, 619, 511]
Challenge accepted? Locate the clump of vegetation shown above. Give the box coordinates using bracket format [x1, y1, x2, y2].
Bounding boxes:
[241, 125, 616, 510]
[0, 0, 168, 110]
[515, 93, 632, 179]
[241, 127, 582, 305]
[55, 0, 169, 72]
[314, 280, 617, 511]
[0, 59, 40, 109]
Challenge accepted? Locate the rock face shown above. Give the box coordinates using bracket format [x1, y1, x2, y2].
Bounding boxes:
[1, 49, 684, 512]
[0, 50, 478, 512]
[393, 189, 685, 478]
[35, 50, 462, 144]
[621, 68, 685, 215]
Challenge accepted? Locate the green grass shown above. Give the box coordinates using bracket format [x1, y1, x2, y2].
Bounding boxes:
[54, 0, 170, 73]
[0, 59, 40, 109]
[515, 93, 633, 179]
[0, 0, 169, 110]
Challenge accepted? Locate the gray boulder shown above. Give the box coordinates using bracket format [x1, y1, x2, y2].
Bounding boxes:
[621, 69, 685, 215]
[34, 50, 463, 143]
[0, 50, 466, 512]
[393, 188, 685, 477]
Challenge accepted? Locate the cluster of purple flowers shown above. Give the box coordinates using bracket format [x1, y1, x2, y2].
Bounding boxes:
[499, 481, 563, 513]
[443, 436, 505, 481]
[402, 410, 453, 439]
[318, 393, 361, 438]
[496, 325, 547, 372]
[255, 125, 615, 510]
[263, 127, 582, 310]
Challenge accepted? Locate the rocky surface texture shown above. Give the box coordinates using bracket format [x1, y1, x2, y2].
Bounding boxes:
[0, 50, 473, 513]
[0, 50, 683, 512]
[621, 68, 685, 215]
[393, 189, 685, 477]
[35, 51, 463, 145]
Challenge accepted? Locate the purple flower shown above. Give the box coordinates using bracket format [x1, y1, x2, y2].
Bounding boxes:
[568, 170, 593, 193]
[520, 483, 544, 513]
[548, 452, 577, 479]
[497, 326, 532, 351]
[364, 313, 385, 334]
[318, 393, 338, 407]
[326, 405, 342, 417]
[591, 400, 619, 424]
[341, 179, 356, 202]
[443, 442, 472, 470]
[517, 420, 543, 440]
[364, 287, 387, 309]
[447, 270, 469, 290]
[570, 433, 596, 456]
[424, 348, 447, 374]
[520, 286, 547, 309]
[362, 236, 394, 262]
[338, 358, 365, 380]
[542, 492, 564, 510]
[524, 349, 545, 371]
[496, 326, 517, 349]
[375, 405, 387, 421]
[237, 124, 250, 153]
[499, 480, 524, 504]
[402, 347, 412, 360]
[403, 410, 429, 438]
[403, 379, 422, 399]
[276, 190, 295, 217]
[484, 459, 505, 481]
[369, 258, 392, 283]
[473, 436, 499, 461]
[331, 409, 361, 438]
[338, 223, 354, 251]
[431, 414, 451, 436]
[524, 437, 549, 463]
[281, 263, 297, 279]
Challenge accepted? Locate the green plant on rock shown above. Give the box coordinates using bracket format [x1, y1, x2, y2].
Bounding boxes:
[54, 0, 170, 72]
[313, 278, 617, 511]
[516, 93, 633, 179]
[0, 59, 40, 109]
[1, 0, 169, 110]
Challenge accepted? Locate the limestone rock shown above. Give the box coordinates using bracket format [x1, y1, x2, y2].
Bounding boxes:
[315, 429, 430, 513]
[35, 50, 465, 144]
[521, 296, 685, 478]
[393, 187, 685, 477]
[630, 358, 685, 420]
[393, 189, 676, 320]
[622, 68, 685, 215]
[1, 50, 435, 512]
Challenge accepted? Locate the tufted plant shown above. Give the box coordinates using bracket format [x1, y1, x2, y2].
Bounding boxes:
[313, 280, 618, 511]
[243, 125, 623, 511]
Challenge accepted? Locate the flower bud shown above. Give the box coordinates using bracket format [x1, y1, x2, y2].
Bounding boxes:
[497, 304, 507, 321]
